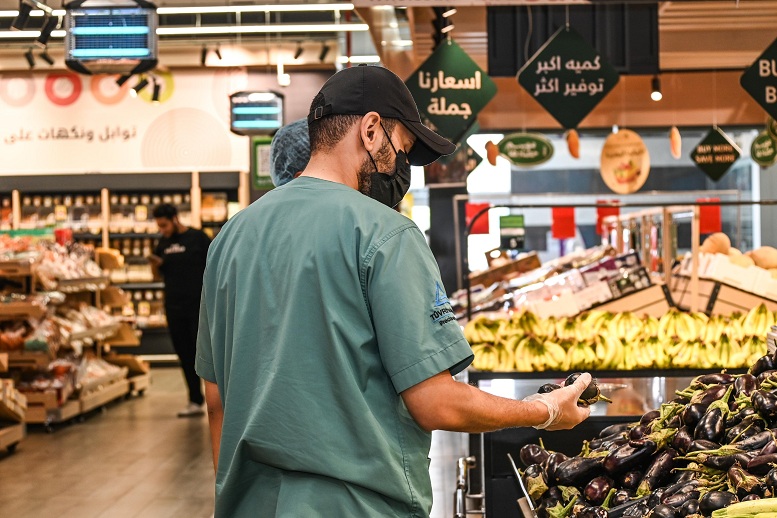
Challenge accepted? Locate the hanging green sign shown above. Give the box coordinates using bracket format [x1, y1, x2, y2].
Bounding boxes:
[496, 133, 554, 167]
[517, 26, 620, 130]
[752, 131, 777, 167]
[769, 117, 777, 141]
[499, 214, 525, 250]
[690, 127, 742, 181]
[405, 40, 497, 144]
[251, 136, 274, 190]
[740, 37, 777, 121]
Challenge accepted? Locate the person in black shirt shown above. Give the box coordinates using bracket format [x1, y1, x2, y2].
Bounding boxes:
[150, 203, 211, 417]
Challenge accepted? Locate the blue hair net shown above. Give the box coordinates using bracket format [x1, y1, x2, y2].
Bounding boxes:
[269, 119, 311, 187]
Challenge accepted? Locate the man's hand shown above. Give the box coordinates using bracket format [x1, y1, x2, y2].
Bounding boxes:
[523, 373, 593, 431]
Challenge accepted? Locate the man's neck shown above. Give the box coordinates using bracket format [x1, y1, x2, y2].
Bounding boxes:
[300, 151, 359, 190]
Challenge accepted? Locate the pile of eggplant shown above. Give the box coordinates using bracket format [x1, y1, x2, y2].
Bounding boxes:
[519, 352, 777, 518]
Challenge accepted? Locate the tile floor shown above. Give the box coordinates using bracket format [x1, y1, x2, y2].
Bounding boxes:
[0, 368, 469, 518]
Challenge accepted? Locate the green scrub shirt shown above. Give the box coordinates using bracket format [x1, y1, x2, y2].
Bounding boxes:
[196, 176, 474, 517]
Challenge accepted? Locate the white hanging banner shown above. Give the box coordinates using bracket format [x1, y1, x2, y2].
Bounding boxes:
[0, 69, 253, 176]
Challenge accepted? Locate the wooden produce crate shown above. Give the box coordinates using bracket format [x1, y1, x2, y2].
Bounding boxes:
[0, 301, 47, 321]
[0, 353, 7, 373]
[8, 351, 53, 370]
[669, 275, 717, 312]
[0, 423, 25, 452]
[128, 373, 151, 394]
[103, 323, 140, 348]
[594, 284, 672, 318]
[79, 378, 129, 414]
[709, 282, 777, 316]
[105, 354, 149, 375]
[0, 255, 39, 277]
[469, 252, 542, 288]
[24, 392, 80, 425]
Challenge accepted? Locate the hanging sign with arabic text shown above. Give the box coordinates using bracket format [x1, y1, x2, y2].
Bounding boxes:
[406, 40, 497, 144]
[517, 27, 620, 129]
[690, 127, 742, 181]
[496, 133, 554, 167]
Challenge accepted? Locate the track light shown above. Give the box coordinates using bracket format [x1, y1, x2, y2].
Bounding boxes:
[294, 42, 303, 60]
[11, 1, 32, 30]
[651, 75, 662, 102]
[442, 8, 456, 17]
[35, 14, 57, 47]
[151, 77, 161, 103]
[130, 76, 149, 98]
[23, 47, 34, 68]
[441, 24, 454, 34]
[214, 44, 222, 60]
[116, 74, 131, 87]
[319, 44, 330, 62]
[200, 45, 207, 66]
[39, 49, 53, 65]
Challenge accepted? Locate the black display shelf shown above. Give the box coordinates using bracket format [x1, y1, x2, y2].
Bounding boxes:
[72, 232, 102, 241]
[114, 282, 164, 290]
[200, 221, 226, 228]
[467, 368, 747, 383]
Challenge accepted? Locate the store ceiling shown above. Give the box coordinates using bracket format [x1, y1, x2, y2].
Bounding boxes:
[0, 0, 776, 71]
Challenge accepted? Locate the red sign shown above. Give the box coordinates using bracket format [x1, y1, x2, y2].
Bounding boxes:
[697, 197, 722, 235]
[551, 207, 576, 239]
[596, 200, 620, 236]
[466, 203, 491, 235]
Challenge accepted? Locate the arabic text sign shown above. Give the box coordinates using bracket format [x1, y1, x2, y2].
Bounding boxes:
[497, 133, 554, 167]
[740, 37, 777, 121]
[690, 127, 742, 181]
[517, 27, 620, 129]
[406, 40, 497, 144]
[752, 131, 777, 167]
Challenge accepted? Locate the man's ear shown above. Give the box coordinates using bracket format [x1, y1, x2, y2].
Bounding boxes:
[358, 112, 382, 152]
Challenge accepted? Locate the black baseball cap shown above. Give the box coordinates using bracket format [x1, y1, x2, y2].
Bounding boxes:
[307, 65, 456, 166]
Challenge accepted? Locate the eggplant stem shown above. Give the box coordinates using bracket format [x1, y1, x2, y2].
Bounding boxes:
[730, 422, 754, 444]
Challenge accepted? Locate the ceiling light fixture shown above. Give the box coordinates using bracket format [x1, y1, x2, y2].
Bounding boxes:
[39, 49, 53, 65]
[293, 42, 303, 60]
[116, 74, 131, 87]
[156, 23, 368, 36]
[319, 44, 330, 62]
[651, 75, 662, 102]
[23, 47, 34, 68]
[441, 24, 454, 34]
[157, 3, 354, 15]
[442, 8, 457, 17]
[11, 1, 32, 30]
[151, 77, 161, 103]
[35, 14, 57, 47]
[131, 76, 149, 98]
[200, 45, 208, 66]
[214, 44, 222, 60]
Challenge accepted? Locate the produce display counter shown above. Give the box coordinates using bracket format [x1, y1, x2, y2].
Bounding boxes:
[0, 423, 25, 453]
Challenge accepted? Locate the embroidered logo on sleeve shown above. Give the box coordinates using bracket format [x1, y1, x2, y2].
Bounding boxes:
[430, 282, 456, 326]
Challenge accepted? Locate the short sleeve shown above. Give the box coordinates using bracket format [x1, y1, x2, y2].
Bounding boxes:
[195, 284, 217, 383]
[365, 226, 473, 394]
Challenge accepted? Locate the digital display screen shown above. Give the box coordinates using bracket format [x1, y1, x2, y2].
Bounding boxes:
[230, 92, 284, 136]
[65, 7, 157, 62]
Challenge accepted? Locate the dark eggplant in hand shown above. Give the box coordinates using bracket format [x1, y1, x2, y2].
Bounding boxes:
[750, 354, 776, 376]
[648, 504, 677, 518]
[520, 444, 550, 467]
[554, 456, 604, 485]
[662, 490, 700, 509]
[698, 491, 738, 514]
[604, 441, 656, 475]
[752, 390, 777, 420]
[637, 448, 677, 497]
[735, 374, 758, 397]
[577, 507, 608, 518]
[543, 452, 569, 482]
[538, 383, 562, 394]
[672, 426, 694, 454]
[747, 453, 777, 475]
[681, 404, 707, 429]
[678, 499, 699, 518]
[584, 476, 613, 506]
[620, 470, 643, 490]
[612, 489, 633, 507]
[599, 423, 631, 438]
[565, 372, 612, 405]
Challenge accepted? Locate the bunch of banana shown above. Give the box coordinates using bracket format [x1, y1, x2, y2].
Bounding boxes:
[471, 344, 500, 371]
[555, 317, 582, 342]
[739, 335, 768, 367]
[715, 333, 740, 369]
[511, 310, 545, 338]
[463, 316, 497, 344]
[593, 335, 625, 370]
[515, 337, 567, 371]
[563, 340, 599, 371]
[607, 312, 644, 343]
[741, 303, 775, 337]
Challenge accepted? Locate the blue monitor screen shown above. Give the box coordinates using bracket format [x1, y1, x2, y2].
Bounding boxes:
[65, 7, 157, 62]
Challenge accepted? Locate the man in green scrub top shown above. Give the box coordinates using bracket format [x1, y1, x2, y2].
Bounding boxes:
[196, 65, 592, 518]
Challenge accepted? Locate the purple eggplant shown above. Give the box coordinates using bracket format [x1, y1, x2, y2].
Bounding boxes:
[752, 390, 777, 420]
[524, 463, 548, 501]
[750, 354, 777, 376]
[725, 417, 763, 443]
[694, 407, 726, 442]
[690, 385, 728, 407]
[733, 430, 774, 451]
[624, 503, 650, 518]
[649, 504, 678, 518]
[689, 439, 721, 452]
[630, 425, 649, 441]
[735, 374, 758, 397]
[543, 452, 569, 482]
[577, 507, 608, 518]
[760, 439, 777, 456]
[520, 444, 550, 467]
[538, 383, 562, 394]
[671, 426, 694, 454]
[636, 448, 677, 496]
[733, 452, 756, 467]
[742, 494, 761, 501]
[620, 470, 643, 490]
[647, 488, 667, 509]
[765, 467, 777, 494]
[678, 499, 699, 517]
[599, 423, 632, 438]
[603, 441, 656, 475]
[666, 415, 683, 430]
[554, 456, 604, 485]
[583, 476, 613, 506]
[641, 410, 660, 425]
[757, 370, 777, 386]
[694, 372, 735, 386]
[728, 463, 764, 497]
[698, 491, 738, 514]
[612, 489, 633, 507]
[747, 453, 777, 475]
[681, 404, 707, 429]
[662, 490, 700, 509]
[591, 431, 629, 450]
[698, 453, 738, 470]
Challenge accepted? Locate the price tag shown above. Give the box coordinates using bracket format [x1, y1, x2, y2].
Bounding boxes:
[500, 214, 525, 250]
[54, 205, 68, 222]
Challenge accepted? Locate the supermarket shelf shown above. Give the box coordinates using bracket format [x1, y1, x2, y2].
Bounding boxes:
[0, 423, 25, 452]
[108, 233, 162, 240]
[72, 233, 103, 241]
[7, 351, 52, 370]
[467, 368, 748, 382]
[56, 276, 110, 293]
[0, 301, 47, 321]
[0, 255, 40, 277]
[114, 281, 164, 290]
[68, 323, 121, 344]
[80, 378, 130, 414]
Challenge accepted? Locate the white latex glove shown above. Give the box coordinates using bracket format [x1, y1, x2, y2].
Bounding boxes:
[523, 373, 593, 431]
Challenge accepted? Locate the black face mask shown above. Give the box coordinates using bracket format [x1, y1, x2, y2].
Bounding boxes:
[364, 123, 412, 208]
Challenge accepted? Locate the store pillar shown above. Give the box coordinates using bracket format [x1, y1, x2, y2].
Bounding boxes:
[428, 184, 468, 295]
